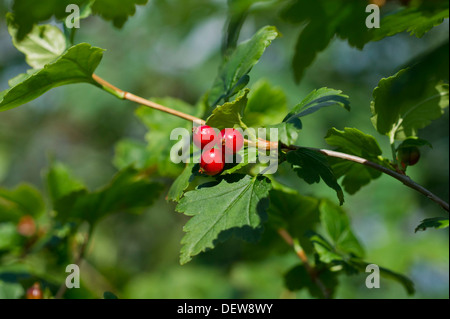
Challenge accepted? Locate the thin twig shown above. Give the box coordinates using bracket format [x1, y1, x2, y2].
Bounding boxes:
[92, 74, 204, 125]
[277, 228, 331, 299]
[301, 146, 449, 212]
[92, 74, 449, 212]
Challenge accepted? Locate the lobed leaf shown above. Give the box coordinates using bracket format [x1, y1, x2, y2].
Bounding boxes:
[208, 26, 279, 108]
[371, 42, 449, 140]
[243, 80, 287, 127]
[371, 0, 449, 41]
[205, 89, 249, 130]
[7, 16, 66, 69]
[176, 175, 272, 264]
[281, 0, 448, 82]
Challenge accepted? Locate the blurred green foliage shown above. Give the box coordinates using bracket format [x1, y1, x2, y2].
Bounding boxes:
[0, 0, 448, 299]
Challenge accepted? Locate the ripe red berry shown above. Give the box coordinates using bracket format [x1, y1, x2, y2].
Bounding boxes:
[397, 146, 421, 167]
[193, 125, 218, 150]
[199, 148, 224, 176]
[220, 128, 244, 154]
[26, 282, 43, 299]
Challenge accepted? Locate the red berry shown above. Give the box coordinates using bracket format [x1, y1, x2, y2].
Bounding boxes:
[193, 125, 218, 150]
[26, 282, 43, 299]
[220, 128, 244, 154]
[17, 215, 36, 237]
[199, 148, 224, 176]
[397, 146, 421, 167]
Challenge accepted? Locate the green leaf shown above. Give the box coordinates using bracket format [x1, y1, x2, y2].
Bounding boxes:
[325, 127, 382, 157]
[0, 184, 45, 222]
[176, 175, 272, 264]
[92, 0, 148, 28]
[243, 80, 288, 127]
[222, 0, 251, 53]
[208, 26, 279, 108]
[287, 148, 344, 205]
[8, 70, 38, 88]
[284, 264, 338, 298]
[304, 201, 365, 265]
[130, 97, 199, 177]
[371, 43, 449, 139]
[282, 88, 350, 131]
[267, 123, 299, 147]
[371, 0, 449, 41]
[396, 137, 433, 151]
[205, 89, 249, 130]
[282, 0, 448, 82]
[268, 189, 320, 253]
[221, 148, 258, 175]
[53, 167, 162, 224]
[9, 0, 146, 40]
[7, 16, 66, 69]
[0, 280, 24, 299]
[307, 231, 343, 264]
[45, 161, 86, 203]
[319, 200, 365, 258]
[10, 0, 92, 40]
[290, 19, 334, 83]
[113, 139, 152, 171]
[328, 159, 383, 195]
[0, 43, 104, 112]
[325, 127, 384, 194]
[167, 163, 196, 202]
[0, 223, 21, 251]
[282, 0, 369, 82]
[415, 217, 449, 232]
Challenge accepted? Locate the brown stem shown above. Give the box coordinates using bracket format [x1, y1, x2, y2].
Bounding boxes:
[277, 229, 331, 299]
[92, 74, 449, 212]
[298, 146, 449, 213]
[92, 74, 205, 125]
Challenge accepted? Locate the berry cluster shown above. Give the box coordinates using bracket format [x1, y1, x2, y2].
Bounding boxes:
[193, 125, 244, 176]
